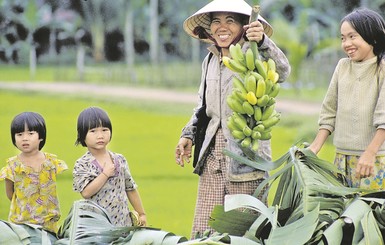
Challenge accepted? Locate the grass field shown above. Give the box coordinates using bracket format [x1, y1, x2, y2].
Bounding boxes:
[0, 88, 335, 238]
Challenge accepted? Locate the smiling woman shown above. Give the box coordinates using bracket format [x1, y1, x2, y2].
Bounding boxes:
[175, 0, 291, 238]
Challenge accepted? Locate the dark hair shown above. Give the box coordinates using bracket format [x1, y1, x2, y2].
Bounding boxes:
[11, 112, 46, 150]
[75, 106, 112, 147]
[341, 8, 385, 65]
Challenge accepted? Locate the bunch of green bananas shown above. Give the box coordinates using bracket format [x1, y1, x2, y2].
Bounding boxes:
[223, 43, 281, 152]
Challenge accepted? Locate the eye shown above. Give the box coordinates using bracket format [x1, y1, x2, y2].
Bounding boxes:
[89, 129, 96, 133]
[227, 18, 236, 24]
[16, 133, 23, 137]
[211, 19, 220, 25]
[102, 128, 110, 132]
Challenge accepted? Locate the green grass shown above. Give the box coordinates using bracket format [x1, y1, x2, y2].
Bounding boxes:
[0, 89, 334, 238]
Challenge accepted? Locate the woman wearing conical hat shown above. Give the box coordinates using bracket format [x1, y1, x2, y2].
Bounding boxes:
[175, 0, 291, 238]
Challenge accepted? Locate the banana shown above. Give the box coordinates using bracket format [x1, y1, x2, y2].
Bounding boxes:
[242, 101, 254, 116]
[245, 74, 257, 93]
[266, 97, 276, 107]
[267, 58, 276, 72]
[245, 48, 255, 71]
[226, 96, 245, 114]
[253, 124, 265, 133]
[227, 117, 238, 132]
[262, 113, 281, 129]
[272, 72, 279, 83]
[242, 126, 252, 137]
[267, 70, 276, 82]
[250, 71, 264, 81]
[232, 76, 247, 94]
[260, 131, 272, 140]
[255, 59, 267, 80]
[229, 58, 248, 73]
[233, 89, 247, 102]
[232, 130, 246, 140]
[253, 106, 262, 121]
[233, 114, 247, 130]
[264, 78, 273, 95]
[256, 94, 269, 107]
[222, 56, 247, 73]
[246, 91, 258, 105]
[263, 61, 268, 72]
[261, 104, 275, 120]
[240, 136, 252, 148]
[255, 78, 266, 98]
[269, 83, 280, 98]
[251, 138, 259, 151]
[229, 43, 245, 66]
[232, 111, 247, 123]
[251, 130, 261, 140]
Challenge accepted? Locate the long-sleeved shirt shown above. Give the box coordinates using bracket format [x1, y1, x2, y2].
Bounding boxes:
[319, 56, 385, 155]
[181, 36, 291, 181]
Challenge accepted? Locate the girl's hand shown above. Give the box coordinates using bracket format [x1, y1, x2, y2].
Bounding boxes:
[103, 160, 115, 177]
[138, 213, 147, 227]
[356, 151, 375, 178]
[245, 20, 265, 43]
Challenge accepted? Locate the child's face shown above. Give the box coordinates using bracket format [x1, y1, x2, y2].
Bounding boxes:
[340, 21, 375, 62]
[15, 127, 42, 153]
[84, 126, 111, 150]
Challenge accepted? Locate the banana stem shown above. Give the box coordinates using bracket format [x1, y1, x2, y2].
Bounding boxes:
[249, 5, 260, 59]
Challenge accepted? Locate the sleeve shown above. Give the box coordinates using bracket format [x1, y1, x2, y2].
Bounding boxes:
[72, 158, 97, 192]
[0, 162, 13, 182]
[374, 66, 385, 130]
[179, 53, 211, 144]
[318, 60, 342, 133]
[258, 36, 291, 83]
[46, 153, 68, 174]
[120, 155, 138, 191]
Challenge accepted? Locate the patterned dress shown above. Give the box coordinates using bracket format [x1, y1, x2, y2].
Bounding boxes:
[0, 153, 68, 233]
[72, 151, 137, 227]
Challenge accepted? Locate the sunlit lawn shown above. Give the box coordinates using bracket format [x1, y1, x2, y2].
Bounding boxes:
[0, 89, 334, 238]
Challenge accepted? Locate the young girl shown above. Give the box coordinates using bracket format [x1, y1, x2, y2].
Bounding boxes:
[309, 8, 385, 189]
[0, 111, 68, 233]
[73, 106, 146, 227]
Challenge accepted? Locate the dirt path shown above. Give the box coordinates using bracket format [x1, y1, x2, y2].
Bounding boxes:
[0, 81, 321, 115]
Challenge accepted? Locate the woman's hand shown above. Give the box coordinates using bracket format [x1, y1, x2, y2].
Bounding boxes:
[356, 150, 375, 178]
[245, 20, 265, 43]
[175, 137, 193, 167]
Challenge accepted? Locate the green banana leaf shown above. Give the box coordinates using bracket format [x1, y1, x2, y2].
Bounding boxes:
[0, 221, 57, 245]
[221, 144, 385, 244]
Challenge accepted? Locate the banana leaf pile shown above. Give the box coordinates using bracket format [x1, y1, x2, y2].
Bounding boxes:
[1, 144, 385, 244]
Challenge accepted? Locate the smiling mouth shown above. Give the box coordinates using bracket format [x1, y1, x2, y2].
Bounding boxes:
[218, 34, 231, 41]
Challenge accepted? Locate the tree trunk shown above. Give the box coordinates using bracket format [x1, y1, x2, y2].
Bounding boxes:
[124, 2, 137, 83]
[29, 46, 36, 81]
[149, 0, 159, 64]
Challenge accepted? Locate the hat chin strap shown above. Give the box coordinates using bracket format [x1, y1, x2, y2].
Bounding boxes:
[228, 30, 245, 48]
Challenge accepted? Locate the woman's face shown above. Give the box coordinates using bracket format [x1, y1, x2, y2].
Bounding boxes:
[210, 12, 244, 54]
[340, 21, 375, 62]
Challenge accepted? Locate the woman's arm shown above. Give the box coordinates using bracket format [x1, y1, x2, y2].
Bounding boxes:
[308, 128, 331, 155]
